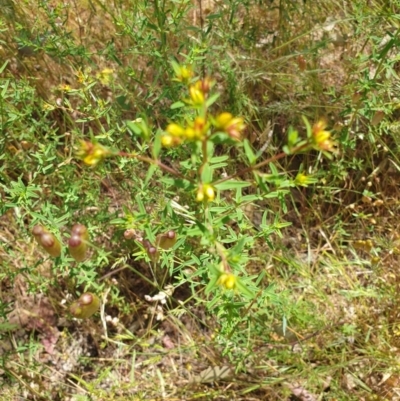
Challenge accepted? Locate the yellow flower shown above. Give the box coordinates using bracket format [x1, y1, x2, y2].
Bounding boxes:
[312, 119, 335, 151]
[166, 123, 185, 137]
[175, 65, 193, 83]
[196, 184, 215, 202]
[76, 68, 91, 84]
[59, 84, 72, 92]
[77, 140, 112, 166]
[96, 68, 114, 85]
[161, 134, 182, 147]
[294, 173, 308, 186]
[214, 112, 245, 140]
[217, 273, 237, 290]
[185, 116, 208, 140]
[162, 123, 186, 147]
[189, 84, 205, 106]
[163, 118, 209, 145]
[294, 172, 317, 187]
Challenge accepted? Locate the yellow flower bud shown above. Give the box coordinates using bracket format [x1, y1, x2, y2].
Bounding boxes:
[294, 173, 308, 186]
[196, 187, 205, 202]
[174, 65, 193, 83]
[217, 273, 237, 290]
[225, 274, 237, 289]
[161, 135, 181, 147]
[196, 184, 215, 202]
[204, 185, 215, 201]
[189, 85, 205, 106]
[166, 123, 185, 137]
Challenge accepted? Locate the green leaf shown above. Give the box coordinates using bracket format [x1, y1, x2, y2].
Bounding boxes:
[205, 273, 219, 295]
[264, 190, 289, 198]
[210, 155, 229, 164]
[214, 180, 251, 190]
[126, 120, 142, 136]
[201, 163, 213, 183]
[243, 139, 256, 164]
[205, 93, 220, 107]
[235, 278, 254, 298]
[302, 115, 312, 138]
[153, 129, 162, 158]
[171, 101, 185, 109]
[287, 126, 299, 147]
[135, 194, 146, 214]
[0, 60, 9, 74]
[229, 236, 251, 256]
[144, 164, 158, 186]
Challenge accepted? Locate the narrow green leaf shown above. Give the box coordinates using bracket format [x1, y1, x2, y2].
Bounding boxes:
[243, 139, 256, 164]
[205, 93, 220, 107]
[135, 194, 146, 214]
[153, 129, 162, 158]
[0, 60, 9, 74]
[126, 120, 142, 136]
[235, 278, 254, 298]
[302, 115, 312, 138]
[205, 274, 219, 295]
[144, 164, 158, 186]
[1, 79, 9, 97]
[215, 180, 251, 190]
[170, 101, 185, 109]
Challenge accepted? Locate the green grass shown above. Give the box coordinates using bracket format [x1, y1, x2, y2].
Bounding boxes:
[1, 0, 400, 400]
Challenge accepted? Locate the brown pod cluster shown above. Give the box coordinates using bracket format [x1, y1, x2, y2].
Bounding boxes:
[140, 230, 177, 262]
[68, 224, 88, 262]
[32, 225, 62, 257]
[70, 292, 100, 319]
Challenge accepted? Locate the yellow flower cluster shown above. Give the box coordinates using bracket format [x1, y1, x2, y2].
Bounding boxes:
[217, 273, 237, 290]
[196, 184, 215, 202]
[174, 65, 193, 84]
[312, 119, 335, 151]
[161, 116, 209, 147]
[76, 140, 112, 166]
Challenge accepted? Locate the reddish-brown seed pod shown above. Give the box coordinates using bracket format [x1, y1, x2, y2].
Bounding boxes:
[124, 229, 136, 239]
[157, 230, 177, 250]
[32, 225, 62, 257]
[68, 224, 89, 262]
[147, 246, 159, 262]
[70, 292, 100, 319]
[68, 234, 87, 262]
[32, 225, 45, 238]
[80, 293, 94, 305]
[71, 224, 88, 241]
[142, 239, 152, 249]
